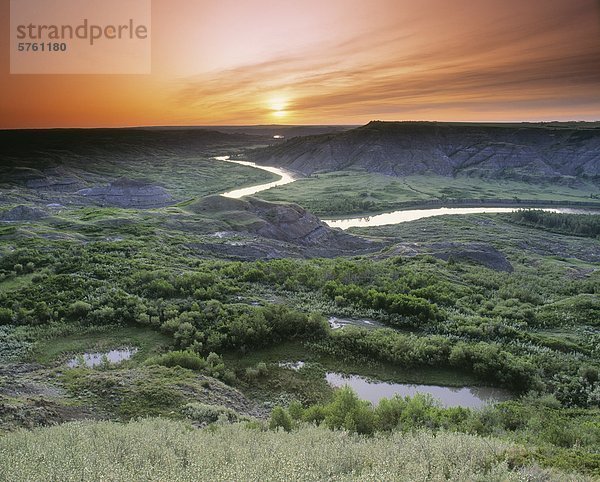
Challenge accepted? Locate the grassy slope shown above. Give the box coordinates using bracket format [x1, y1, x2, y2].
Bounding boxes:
[0, 418, 585, 481]
[94, 156, 280, 201]
[350, 212, 600, 260]
[0, 158, 279, 207]
[256, 170, 600, 216]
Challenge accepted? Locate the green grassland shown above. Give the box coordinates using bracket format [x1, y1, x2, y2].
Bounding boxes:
[92, 155, 279, 201]
[257, 170, 600, 215]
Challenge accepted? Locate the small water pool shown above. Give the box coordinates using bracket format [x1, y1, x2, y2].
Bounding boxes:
[328, 316, 385, 330]
[326, 372, 511, 408]
[66, 347, 138, 368]
[278, 361, 306, 371]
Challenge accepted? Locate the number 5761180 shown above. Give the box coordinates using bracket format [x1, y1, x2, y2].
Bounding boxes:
[18, 42, 67, 52]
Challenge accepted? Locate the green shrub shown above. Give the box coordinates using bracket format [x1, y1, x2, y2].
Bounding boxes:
[269, 406, 292, 432]
[181, 402, 243, 424]
[145, 350, 207, 371]
[68, 301, 92, 320]
[0, 308, 14, 324]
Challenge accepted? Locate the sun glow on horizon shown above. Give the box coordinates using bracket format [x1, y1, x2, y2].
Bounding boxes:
[268, 95, 290, 119]
[1, 0, 599, 128]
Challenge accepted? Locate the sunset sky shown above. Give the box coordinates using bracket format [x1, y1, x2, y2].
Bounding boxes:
[1, 0, 599, 128]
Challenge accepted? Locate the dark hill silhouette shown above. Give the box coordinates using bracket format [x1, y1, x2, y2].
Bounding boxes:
[248, 121, 600, 183]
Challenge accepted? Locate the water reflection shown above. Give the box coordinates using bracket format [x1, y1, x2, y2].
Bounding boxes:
[67, 347, 138, 368]
[216, 156, 296, 198]
[278, 361, 306, 371]
[326, 372, 511, 408]
[323, 207, 597, 230]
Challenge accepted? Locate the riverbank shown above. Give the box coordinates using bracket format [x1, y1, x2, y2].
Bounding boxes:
[323, 205, 599, 229]
[322, 198, 600, 220]
[250, 168, 600, 217]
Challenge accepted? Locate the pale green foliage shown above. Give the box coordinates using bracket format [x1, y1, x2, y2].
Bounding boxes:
[0, 418, 587, 481]
[181, 402, 243, 424]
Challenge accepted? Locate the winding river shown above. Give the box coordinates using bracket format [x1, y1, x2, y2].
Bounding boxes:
[216, 156, 296, 198]
[215, 155, 598, 228]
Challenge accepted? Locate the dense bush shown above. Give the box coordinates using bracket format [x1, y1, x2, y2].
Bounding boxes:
[309, 328, 538, 392]
[181, 402, 244, 424]
[145, 350, 232, 381]
[1, 238, 597, 408]
[148, 302, 329, 353]
[269, 406, 293, 432]
[323, 281, 440, 324]
[276, 389, 600, 473]
[509, 209, 600, 238]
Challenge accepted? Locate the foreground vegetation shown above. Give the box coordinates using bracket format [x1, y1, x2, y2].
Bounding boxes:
[267, 387, 600, 475]
[2, 217, 597, 403]
[0, 418, 588, 481]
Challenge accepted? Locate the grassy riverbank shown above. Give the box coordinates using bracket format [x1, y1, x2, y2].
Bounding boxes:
[257, 171, 600, 216]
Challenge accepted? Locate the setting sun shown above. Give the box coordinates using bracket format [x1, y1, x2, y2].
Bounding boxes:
[1, 0, 599, 127]
[268, 96, 288, 118]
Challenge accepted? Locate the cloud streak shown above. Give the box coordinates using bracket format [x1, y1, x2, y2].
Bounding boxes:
[1, 0, 599, 127]
[174, 0, 600, 123]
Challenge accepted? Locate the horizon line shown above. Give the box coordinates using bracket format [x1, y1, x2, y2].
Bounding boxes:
[2, 119, 600, 131]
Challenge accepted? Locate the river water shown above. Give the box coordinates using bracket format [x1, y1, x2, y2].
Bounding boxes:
[216, 156, 295, 198]
[321, 206, 596, 229]
[215, 156, 597, 227]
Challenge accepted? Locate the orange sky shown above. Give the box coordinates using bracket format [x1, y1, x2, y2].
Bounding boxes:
[1, 0, 600, 128]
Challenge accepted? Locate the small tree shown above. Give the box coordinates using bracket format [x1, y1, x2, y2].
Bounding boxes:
[325, 386, 362, 430]
[269, 406, 292, 432]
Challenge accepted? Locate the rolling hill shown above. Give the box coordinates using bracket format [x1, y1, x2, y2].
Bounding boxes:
[248, 121, 600, 183]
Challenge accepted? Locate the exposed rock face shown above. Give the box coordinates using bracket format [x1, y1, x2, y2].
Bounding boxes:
[427, 242, 513, 272]
[0, 205, 48, 221]
[25, 171, 86, 192]
[77, 178, 174, 208]
[186, 195, 379, 256]
[239, 198, 331, 244]
[249, 121, 600, 182]
[3, 167, 87, 192]
[188, 195, 339, 244]
[386, 241, 513, 272]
